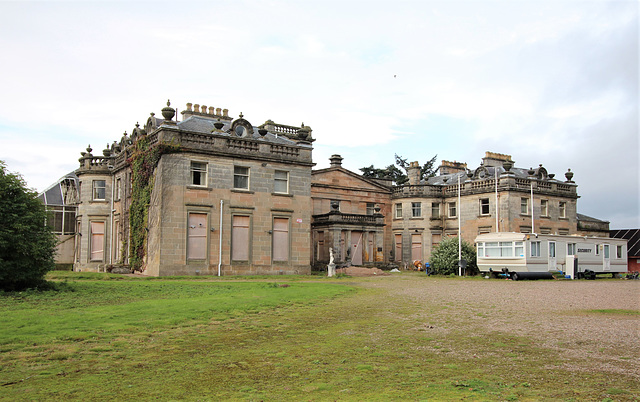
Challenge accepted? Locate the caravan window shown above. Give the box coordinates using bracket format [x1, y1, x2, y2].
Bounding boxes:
[531, 241, 541, 257]
[616, 245, 623, 259]
[477, 241, 524, 258]
[567, 243, 576, 256]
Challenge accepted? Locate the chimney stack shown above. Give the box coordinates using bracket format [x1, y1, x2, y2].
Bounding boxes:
[330, 154, 343, 168]
[407, 161, 421, 185]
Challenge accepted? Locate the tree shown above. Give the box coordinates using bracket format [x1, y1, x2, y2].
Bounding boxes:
[0, 161, 57, 291]
[360, 154, 438, 185]
[429, 237, 478, 276]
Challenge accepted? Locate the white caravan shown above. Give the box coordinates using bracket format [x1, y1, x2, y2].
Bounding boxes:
[475, 232, 628, 279]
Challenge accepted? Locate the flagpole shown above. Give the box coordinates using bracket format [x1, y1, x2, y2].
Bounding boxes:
[530, 180, 535, 234]
[458, 174, 462, 277]
[495, 168, 499, 232]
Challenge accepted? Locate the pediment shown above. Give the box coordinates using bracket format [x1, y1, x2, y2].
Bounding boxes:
[312, 167, 391, 193]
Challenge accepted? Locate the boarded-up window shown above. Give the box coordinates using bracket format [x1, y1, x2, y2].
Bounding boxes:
[273, 218, 289, 261]
[394, 234, 402, 261]
[432, 233, 442, 248]
[90, 221, 105, 261]
[411, 234, 422, 261]
[232, 215, 250, 261]
[188, 213, 207, 260]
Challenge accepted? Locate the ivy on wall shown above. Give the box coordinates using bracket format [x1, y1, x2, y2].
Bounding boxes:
[127, 137, 181, 271]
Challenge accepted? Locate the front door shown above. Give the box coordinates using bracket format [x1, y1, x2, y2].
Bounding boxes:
[351, 231, 363, 265]
[603, 244, 610, 271]
[548, 241, 556, 271]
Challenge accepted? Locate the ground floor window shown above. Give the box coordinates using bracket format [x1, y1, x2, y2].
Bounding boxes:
[232, 215, 250, 261]
[187, 213, 207, 260]
[90, 221, 105, 261]
[411, 234, 422, 261]
[272, 217, 289, 261]
[394, 234, 402, 261]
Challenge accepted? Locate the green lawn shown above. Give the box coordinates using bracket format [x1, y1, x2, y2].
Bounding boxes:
[1, 272, 637, 401]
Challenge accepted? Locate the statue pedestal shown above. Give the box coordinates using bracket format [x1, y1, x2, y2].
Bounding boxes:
[327, 263, 336, 277]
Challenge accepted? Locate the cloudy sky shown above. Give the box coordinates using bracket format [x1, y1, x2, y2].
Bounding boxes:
[0, 0, 637, 228]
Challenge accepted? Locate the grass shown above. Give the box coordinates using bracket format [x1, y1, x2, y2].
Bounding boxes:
[0, 272, 638, 400]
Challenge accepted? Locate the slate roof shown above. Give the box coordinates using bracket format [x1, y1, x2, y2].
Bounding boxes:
[610, 229, 640, 257]
[176, 116, 305, 146]
[577, 213, 609, 223]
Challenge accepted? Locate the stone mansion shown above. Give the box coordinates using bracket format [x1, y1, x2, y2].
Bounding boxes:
[39, 101, 610, 275]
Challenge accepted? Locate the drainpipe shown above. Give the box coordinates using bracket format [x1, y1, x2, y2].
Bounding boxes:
[109, 176, 115, 269]
[530, 181, 535, 235]
[218, 199, 223, 277]
[458, 174, 462, 277]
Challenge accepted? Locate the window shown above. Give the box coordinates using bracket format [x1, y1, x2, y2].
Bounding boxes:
[411, 202, 422, 217]
[559, 201, 566, 218]
[231, 215, 250, 261]
[366, 203, 375, 215]
[46, 206, 77, 235]
[479, 198, 490, 215]
[521, 197, 529, 215]
[411, 234, 422, 261]
[115, 178, 121, 200]
[616, 245, 623, 259]
[90, 221, 105, 261]
[477, 241, 524, 258]
[234, 166, 249, 190]
[549, 241, 556, 258]
[274, 170, 289, 194]
[190, 162, 207, 186]
[567, 243, 576, 256]
[394, 234, 402, 261]
[93, 180, 106, 200]
[395, 203, 402, 219]
[187, 213, 207, 260]
[531, 241, 541, 257]
[448, 202, 457, 218]
[595, 244, 600, 256]
[431, 202, 440, 218]
[541, 199, 548, 217]
[272, 218, 289, 261]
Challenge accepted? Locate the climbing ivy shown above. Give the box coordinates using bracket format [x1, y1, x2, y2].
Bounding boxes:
[127, 137, 181, 271]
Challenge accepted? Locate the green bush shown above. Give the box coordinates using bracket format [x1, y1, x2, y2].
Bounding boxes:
[429, 237, 477, 276]
[0, 161, 57, 291]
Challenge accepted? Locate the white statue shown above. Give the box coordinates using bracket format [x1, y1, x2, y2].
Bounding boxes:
[328, 247, 336, 277]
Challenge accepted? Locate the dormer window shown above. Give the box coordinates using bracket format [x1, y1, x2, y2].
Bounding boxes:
[235, 125, 246, 137]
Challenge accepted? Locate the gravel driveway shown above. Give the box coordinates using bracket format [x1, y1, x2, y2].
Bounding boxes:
[359, 275, 640, 379]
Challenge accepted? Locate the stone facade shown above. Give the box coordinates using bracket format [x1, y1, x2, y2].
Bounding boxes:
[44, 100, 611, 276]
[73, 100, 314, 276]
[311, 155, 392, 267]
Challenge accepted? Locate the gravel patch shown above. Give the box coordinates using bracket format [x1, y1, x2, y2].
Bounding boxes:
[359, 275, 640, 378]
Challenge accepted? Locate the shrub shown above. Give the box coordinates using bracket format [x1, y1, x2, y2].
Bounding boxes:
[0, 161, 57, 290]
[429, 236, 477, 276]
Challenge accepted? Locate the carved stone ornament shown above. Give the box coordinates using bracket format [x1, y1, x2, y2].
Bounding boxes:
[565, 169, 574, 182]
[161, 99, 175, 121]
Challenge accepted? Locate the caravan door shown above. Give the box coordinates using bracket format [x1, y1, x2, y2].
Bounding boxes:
[548, 241, 557, 271]
[603, 244, 610, 271]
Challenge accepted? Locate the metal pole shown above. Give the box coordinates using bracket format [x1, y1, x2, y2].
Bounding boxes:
[495, 168, 499, 232]
[458, 174, 462, 276]
[530, 181, 535, 234]
[218, 199, 223, 277]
